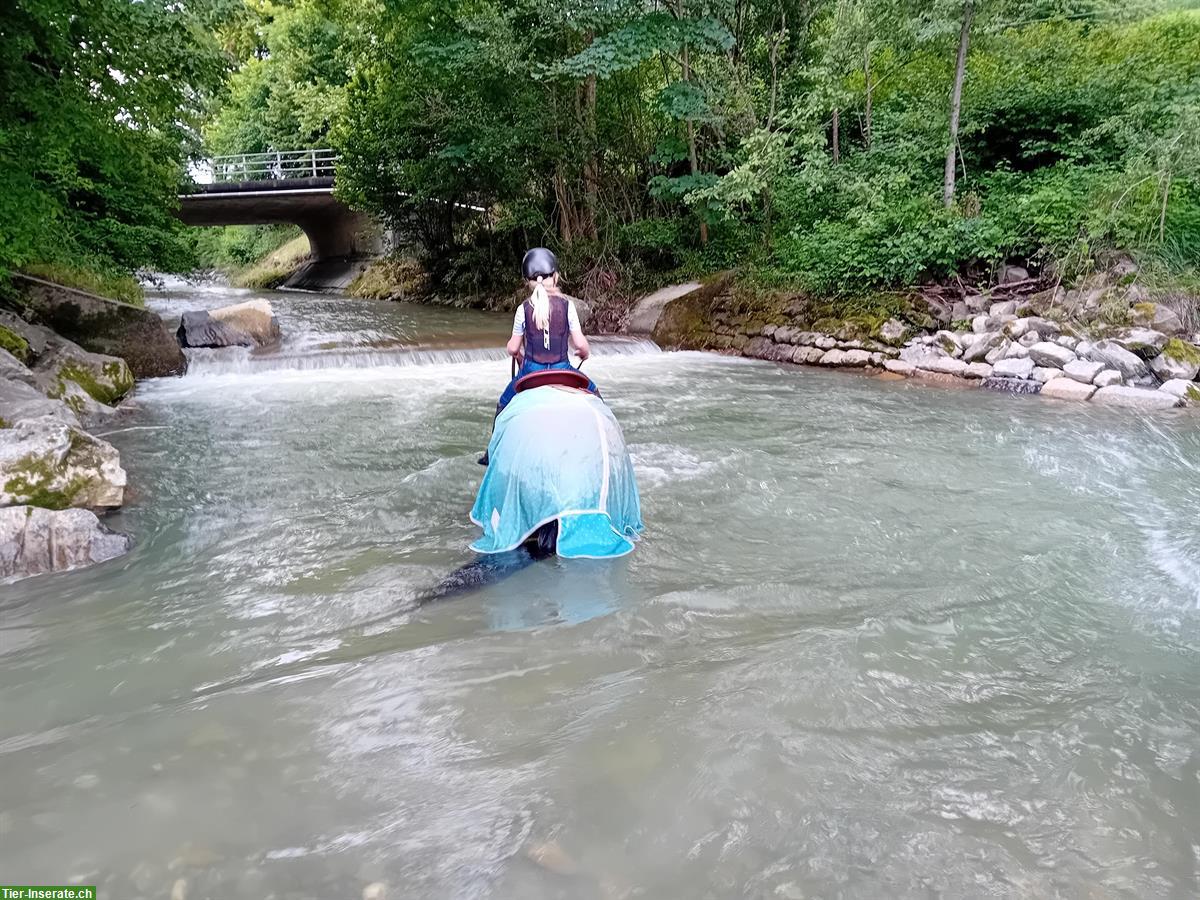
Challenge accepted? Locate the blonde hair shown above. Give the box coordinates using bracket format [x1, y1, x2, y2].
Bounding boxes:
[527, 274, 552, 349]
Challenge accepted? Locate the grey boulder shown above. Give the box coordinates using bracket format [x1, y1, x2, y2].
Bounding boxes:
[1040, 378, 1096, 402]
[0, 379, 80, 428]
[992, 357, 1036, 379]
[1063, 359, 1105, 384]
[0, 506, 131, 581]
[1114, 328, 1167, 358]
[1086, 340, 1150, 380]
[963, 331, 1005, 363]
[1149, 343, 1200, 382]
[0, 349, 36, 387]
[1028, 341, 1076, 369]
[31, 341, 133, 407]
[1131, 303, 1185, 335]
[1092, 386, 1182, 410]
[918, 357, 968, 376]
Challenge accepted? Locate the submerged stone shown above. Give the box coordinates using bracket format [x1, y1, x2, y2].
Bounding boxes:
[981, 376, 1041, 395]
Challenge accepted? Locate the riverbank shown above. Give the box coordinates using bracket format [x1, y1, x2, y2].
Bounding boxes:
[0, 309, 137, 579]
[650, 262, 1200, 412]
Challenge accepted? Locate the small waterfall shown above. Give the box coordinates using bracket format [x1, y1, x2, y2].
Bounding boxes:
[180, 334, 661, 377]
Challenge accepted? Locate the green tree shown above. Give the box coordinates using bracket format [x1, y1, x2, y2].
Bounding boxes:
[205, 0, 350, 156]
[0, 0, 228, 278]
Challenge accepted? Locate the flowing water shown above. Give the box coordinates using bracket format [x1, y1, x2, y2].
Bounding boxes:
[4, 282, 1200, 899]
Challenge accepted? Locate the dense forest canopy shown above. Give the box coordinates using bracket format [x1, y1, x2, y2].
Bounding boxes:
[0, 0, 229, 287]
[2, 0, 1198, 302]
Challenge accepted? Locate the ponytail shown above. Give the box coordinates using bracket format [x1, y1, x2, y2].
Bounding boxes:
[528, 275, 551, 350]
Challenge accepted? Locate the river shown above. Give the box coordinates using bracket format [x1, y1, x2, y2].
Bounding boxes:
[3, 282, 1200, 898]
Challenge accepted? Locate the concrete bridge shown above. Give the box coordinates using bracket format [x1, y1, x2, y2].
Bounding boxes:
[178, 150, 381, 269]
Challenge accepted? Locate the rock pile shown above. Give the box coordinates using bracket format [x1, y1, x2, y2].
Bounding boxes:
[677, 262, 1200, 413]
[876, 298, 1199, 409]
[0, 312, 134, 580]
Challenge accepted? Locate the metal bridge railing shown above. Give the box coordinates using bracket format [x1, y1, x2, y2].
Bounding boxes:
[208, 148, 339, 183]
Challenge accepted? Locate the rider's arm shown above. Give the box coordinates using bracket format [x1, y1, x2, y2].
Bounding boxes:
[508, 309, 525, 359]
[568, 301, 590, 360]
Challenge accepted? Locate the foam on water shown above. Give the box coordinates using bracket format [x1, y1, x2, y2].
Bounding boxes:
[177, 334, 659, 378]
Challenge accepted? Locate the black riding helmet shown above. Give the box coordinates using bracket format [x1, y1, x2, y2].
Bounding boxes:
[521, 247, 558, 280]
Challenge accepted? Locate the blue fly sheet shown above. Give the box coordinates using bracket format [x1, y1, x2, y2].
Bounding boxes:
[470, 386, 644, 559]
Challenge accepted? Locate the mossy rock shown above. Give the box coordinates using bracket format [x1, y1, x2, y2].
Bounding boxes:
[3, 452, 95, 510]
[0, 420, 124, 509]
[811, 317, 843, 334]
[0, 325, 30, 363]
[1163, 338, 1200, 366]
[934, 334, 960, 355]
[35, 347, 134, 406]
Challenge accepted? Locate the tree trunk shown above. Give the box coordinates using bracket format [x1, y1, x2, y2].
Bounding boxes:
[943, 1, 973, 208]
[553, 169, 575, 245]
[581, 30, 599, 240]
[864, 45, 873, 151]
[766, 9, 784, 130]
[832, 107, 840, 164]
[679, 0, 707, 244]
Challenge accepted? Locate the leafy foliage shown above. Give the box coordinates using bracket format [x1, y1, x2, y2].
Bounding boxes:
[0, 0, 229, 283]
[8, 0, 1200, 304]
[204, 0, 349, 155]
[324, 0, 1200, 297]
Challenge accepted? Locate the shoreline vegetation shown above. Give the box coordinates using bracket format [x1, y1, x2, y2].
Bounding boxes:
[187, 225, 312, 290]
[5, 1, 1198, 353]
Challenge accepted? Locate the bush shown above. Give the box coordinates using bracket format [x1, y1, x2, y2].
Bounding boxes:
[189, 225, 305, 271]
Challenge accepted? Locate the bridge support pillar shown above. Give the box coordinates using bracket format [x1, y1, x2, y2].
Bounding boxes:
[293, 206, 382, 259]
